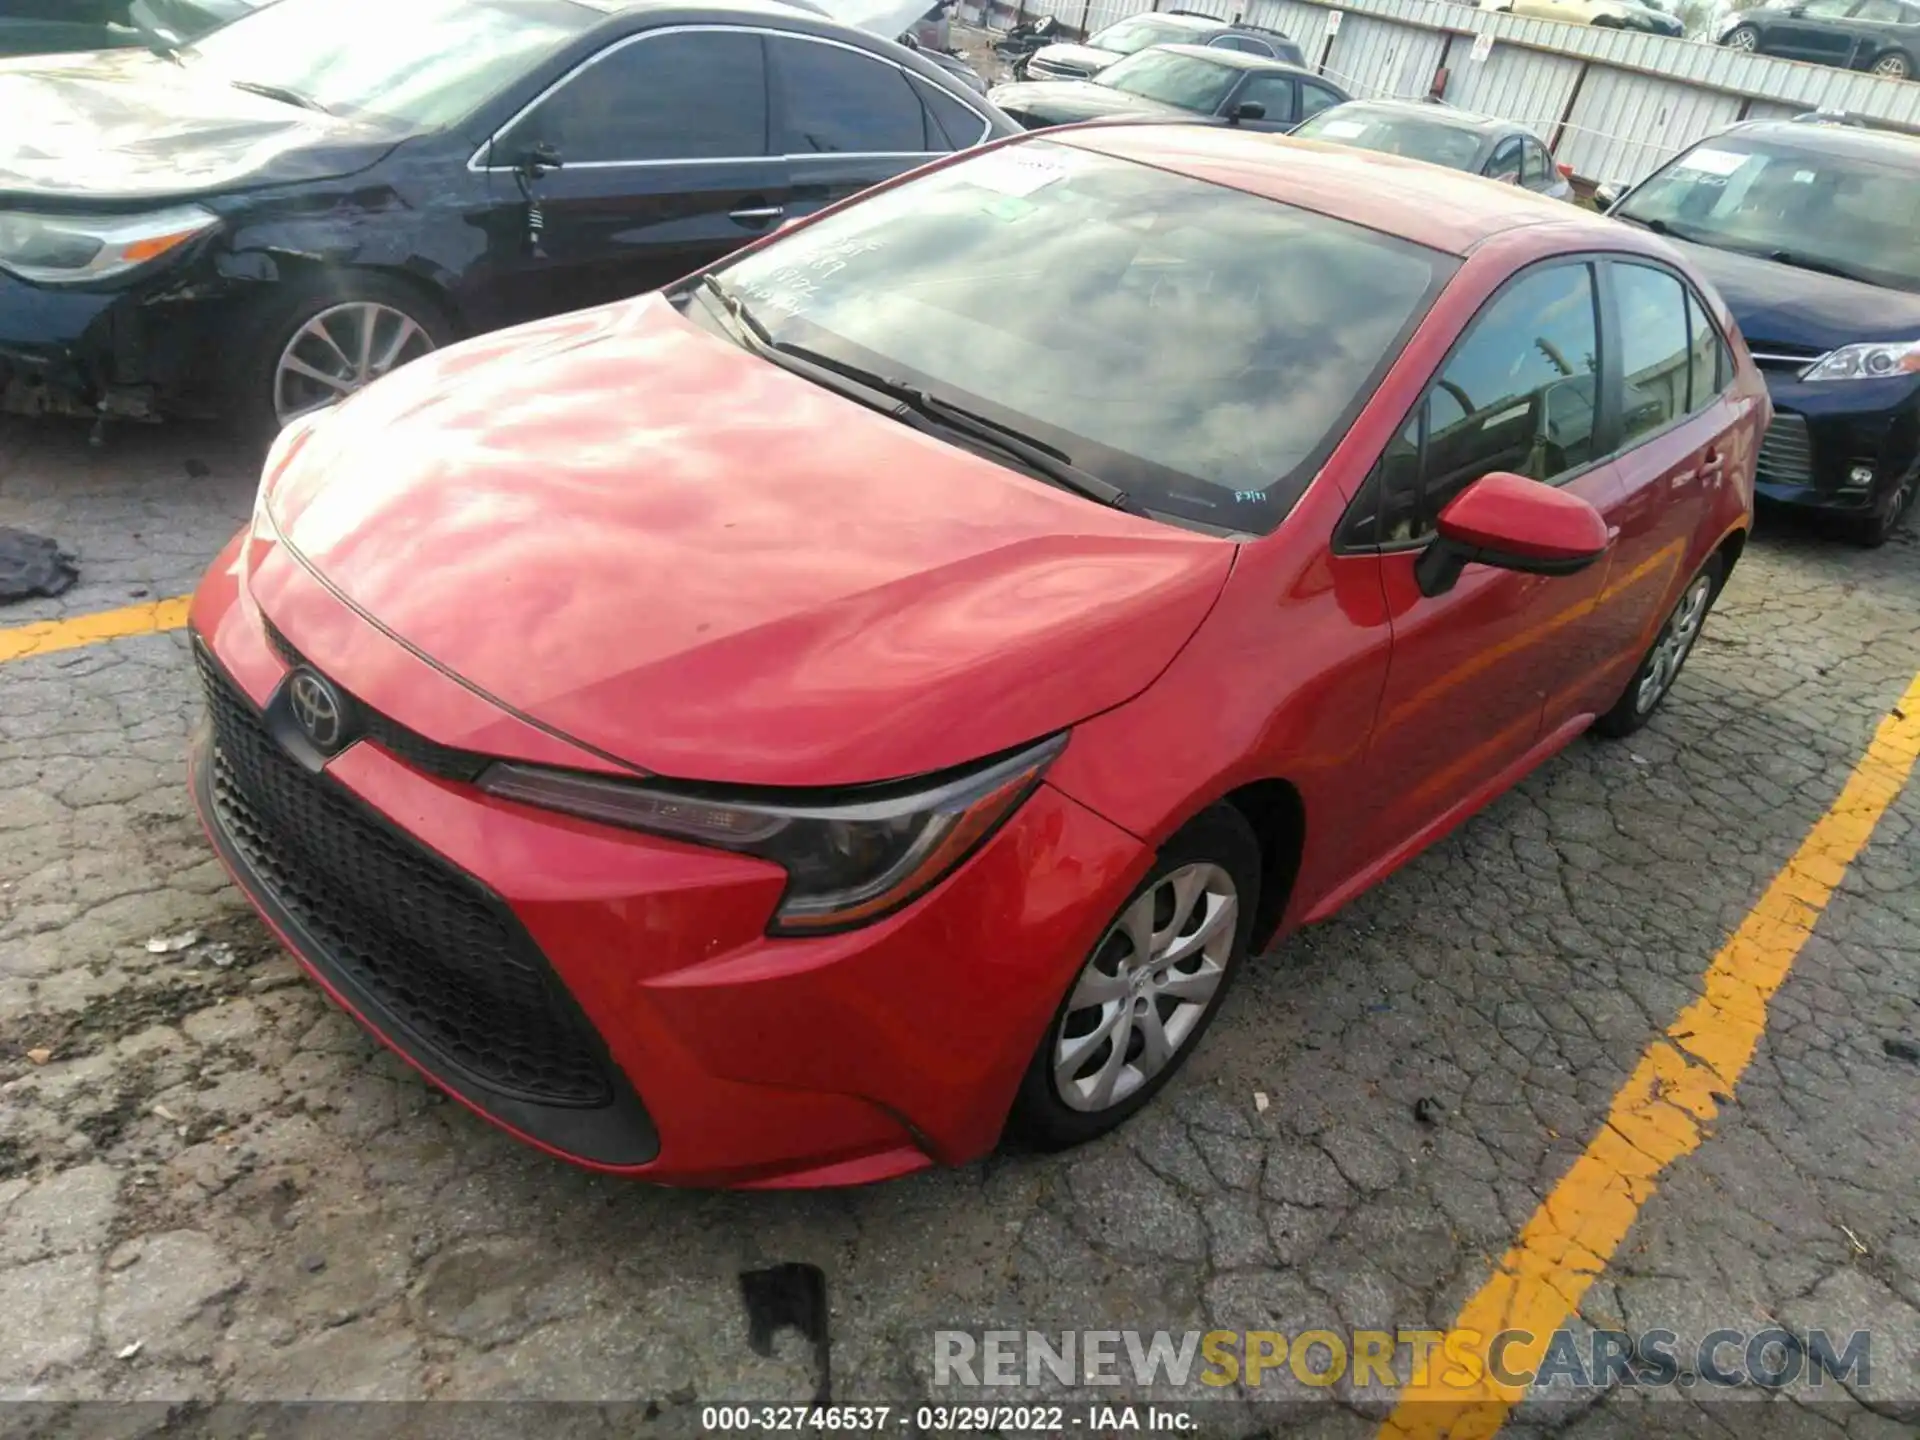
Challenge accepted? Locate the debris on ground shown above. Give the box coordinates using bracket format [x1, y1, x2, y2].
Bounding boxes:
[0, 528, 79, 603]
[1884, 1037, 1920, 1064]
[739, 1262, 831, 1402]
[1253, 1091, 1270, 1113]
[26, 1047, 51, 1065]
[144, 930, 200, 954]
[1414, 1096, 1442, 1126]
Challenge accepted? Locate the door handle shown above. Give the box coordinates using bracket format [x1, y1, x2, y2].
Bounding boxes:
[729, 205, 785, 225]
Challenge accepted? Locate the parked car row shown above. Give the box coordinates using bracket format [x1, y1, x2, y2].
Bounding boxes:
[1717, 0, 1917, 79]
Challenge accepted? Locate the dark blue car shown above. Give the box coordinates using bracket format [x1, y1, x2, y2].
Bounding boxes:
[1606, 115, 1920, 546]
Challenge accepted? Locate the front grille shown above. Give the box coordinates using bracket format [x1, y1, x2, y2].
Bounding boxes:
[1027, 57, 1091, 78]
[262, 619, 488, 783]
[195, 644, 614, 1108]
[1756, 413, 1815, 487]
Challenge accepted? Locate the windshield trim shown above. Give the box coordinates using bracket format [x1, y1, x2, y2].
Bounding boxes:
[466, 22, 991, 172]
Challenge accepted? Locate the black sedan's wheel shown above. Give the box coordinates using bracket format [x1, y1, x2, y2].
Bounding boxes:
[1849, 468, 1917, 548]
[1008, 804, 1259, 1151]
[1594, 554, 1725, 739]
[1723, 23, 1761, 50]
[228, 273, 454, 438]
[1871, 49, 1912, 78]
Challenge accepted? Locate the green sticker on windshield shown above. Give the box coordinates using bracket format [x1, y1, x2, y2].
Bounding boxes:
[983, 195, 1037, 223]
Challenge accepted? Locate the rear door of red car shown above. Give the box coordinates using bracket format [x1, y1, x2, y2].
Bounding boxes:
[1336, 258, 1622, 871]
[1555, 257, 1742, 723]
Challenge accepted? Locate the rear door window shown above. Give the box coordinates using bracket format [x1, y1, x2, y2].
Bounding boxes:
[1612, 262, 1690, 444]
[1684, 286, 1733, 407]
[771, 35, 929, 154]
[911, 75, 988, 149]
[1523, 140, 1553, 186]
[1485, 137, 1523, 183]
[498, 29, 769, 163]
[1299, 81, 1345, 117]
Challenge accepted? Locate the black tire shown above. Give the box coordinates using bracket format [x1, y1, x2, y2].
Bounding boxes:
[1007, 803, 1261, 1151]
[224, 271, 455, 442]
[1593, 552, 1726, 739]
[1722, 22, 1761, 51]
[1871, 49, 1911, 78]
[1846, 469, 1917, 548]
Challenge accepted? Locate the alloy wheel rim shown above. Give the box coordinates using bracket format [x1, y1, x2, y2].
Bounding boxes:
[1872, 54, 1907, 75]
[1052, 862, 1237, 1113]
[273, 301, 437, 426]
[1636, 573, 1713, 715]
[1729, 27, 1757, 48]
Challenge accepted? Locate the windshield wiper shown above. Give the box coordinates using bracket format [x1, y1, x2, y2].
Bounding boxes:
[695, 275, 1143, 516]
[230, 79, 330, 114]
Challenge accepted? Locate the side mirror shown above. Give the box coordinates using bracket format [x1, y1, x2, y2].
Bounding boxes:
[515, 142, 563, 180]
[1228, 101, 1266, 123]
[1414, 471, 1611, 597]
[1593, 182, 1621, 211]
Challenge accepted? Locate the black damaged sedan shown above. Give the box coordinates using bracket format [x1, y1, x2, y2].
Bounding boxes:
[0, 0, 1012, 433]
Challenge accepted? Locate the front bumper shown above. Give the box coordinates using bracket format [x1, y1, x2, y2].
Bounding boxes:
[0, 264, 231, 419]
[1751, 370, 1920, 514]
[187, 534, 1149, 1187]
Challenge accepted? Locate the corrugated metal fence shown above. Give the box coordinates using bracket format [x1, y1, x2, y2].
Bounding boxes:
[964, 0, 1920, 184]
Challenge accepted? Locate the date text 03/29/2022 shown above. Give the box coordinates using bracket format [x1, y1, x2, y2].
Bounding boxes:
[700, 1406, 1196, 1432]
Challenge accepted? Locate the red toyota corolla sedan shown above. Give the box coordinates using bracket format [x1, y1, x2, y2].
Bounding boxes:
[188, 124, 1765, 1188]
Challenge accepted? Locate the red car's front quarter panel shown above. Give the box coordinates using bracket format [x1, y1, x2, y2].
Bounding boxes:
[190, 550, 1149, 1186]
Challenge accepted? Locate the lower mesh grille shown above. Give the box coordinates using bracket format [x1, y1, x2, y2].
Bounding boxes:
[195, 644, 614, 1108]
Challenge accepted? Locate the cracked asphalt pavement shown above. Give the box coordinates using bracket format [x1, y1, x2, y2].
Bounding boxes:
[1, 414, 1917, 1438]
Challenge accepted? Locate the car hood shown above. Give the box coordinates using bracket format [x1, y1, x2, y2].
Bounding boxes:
[1673, 238, 1920, 353]
[259, 294, 1237, 788]
[1027, 41, 1123, 72]
[987, 79, 1190, 124]
[0, 48, 404, 201]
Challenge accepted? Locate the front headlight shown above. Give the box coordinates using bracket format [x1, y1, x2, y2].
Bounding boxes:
[0, 204, 220, 285]
[1802, 340, 1920, 382]
[477, 734, 1067, 934]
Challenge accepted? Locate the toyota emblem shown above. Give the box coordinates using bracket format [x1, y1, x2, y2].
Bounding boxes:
[287, 670, 345, 751]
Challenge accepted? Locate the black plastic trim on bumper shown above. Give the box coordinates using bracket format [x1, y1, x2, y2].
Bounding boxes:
[190, 699, 661, 1170]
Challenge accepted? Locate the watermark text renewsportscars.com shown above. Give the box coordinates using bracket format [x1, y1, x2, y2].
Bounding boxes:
[933, 1328, 1873, 1392]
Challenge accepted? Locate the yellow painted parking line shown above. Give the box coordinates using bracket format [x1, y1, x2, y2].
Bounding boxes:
[0, 596, 192, 665]
[1380, 668, 1920, 1440]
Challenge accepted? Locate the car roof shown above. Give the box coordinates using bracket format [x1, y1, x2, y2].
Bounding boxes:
[1316, 97, 1519, 136]
[1055, 124, 1605, 255]
[1733, 117, 1920, 163]
[1150, 41, 1315, 71]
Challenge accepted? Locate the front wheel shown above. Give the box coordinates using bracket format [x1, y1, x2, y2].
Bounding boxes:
[1594, 554, 1724, 739]
[226, 272, 454, 440]
[1007, 805, 1260, 1151]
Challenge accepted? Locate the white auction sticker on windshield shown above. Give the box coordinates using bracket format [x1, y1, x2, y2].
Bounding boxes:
[1316, 119, 1368, 138]
[1674, 147, 1749, 177]
[964, 151, 1070, 197]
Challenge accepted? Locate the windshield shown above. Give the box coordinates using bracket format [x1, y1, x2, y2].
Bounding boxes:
[1616, 134, 1920, 293]
[711, 142, 1450, 535]
[182, 0, 597, 127]
[1086, 17, 1193, 54]
[1096, 49, 1237, 111]
[1294, 109, 1486, 171]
